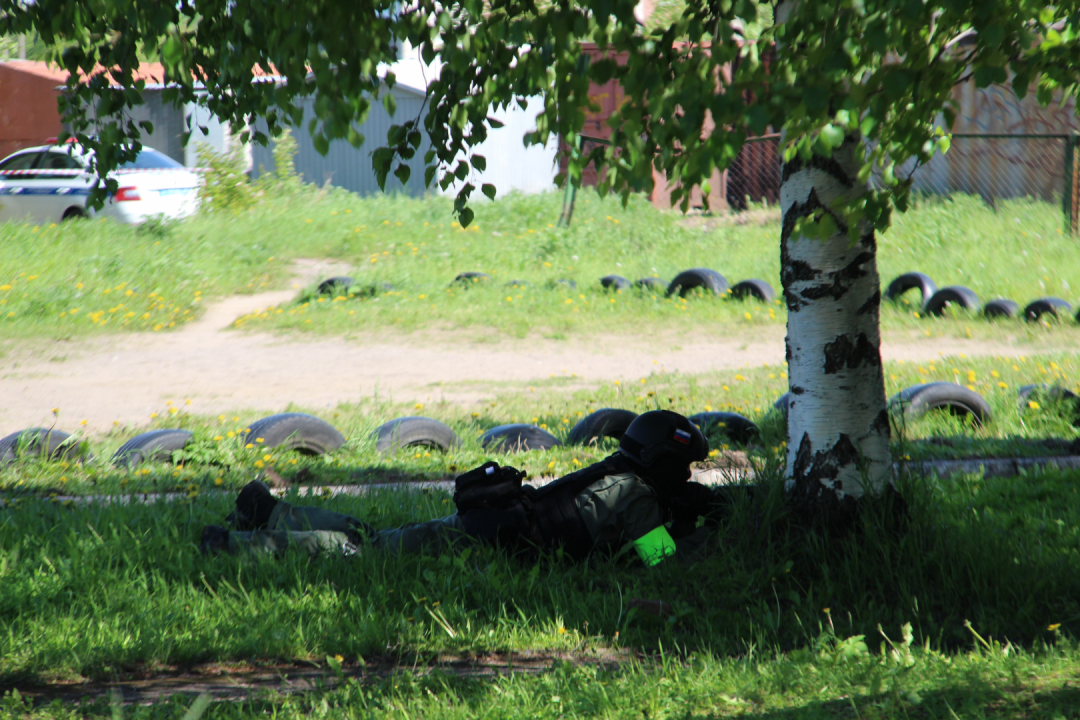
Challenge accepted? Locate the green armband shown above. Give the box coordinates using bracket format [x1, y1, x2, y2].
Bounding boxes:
[633, 526, 677, 566]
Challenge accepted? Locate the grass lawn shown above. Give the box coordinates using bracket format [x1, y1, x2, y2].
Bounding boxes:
[3, 187, 1080, 717]
[2, 190, 1079, 346]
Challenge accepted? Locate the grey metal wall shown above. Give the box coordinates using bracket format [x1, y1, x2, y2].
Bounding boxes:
[251, 85, 433, 196]
[62, 88, 187, 164]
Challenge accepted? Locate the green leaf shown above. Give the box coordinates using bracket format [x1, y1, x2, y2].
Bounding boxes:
[458, 207, 474, 227]
[882, 70, 911, 100]
[394, 163, 411, 185]
[481, 183, 496, 200]
[973, 66, 1006, 89]
[820, 124, 845, 150]
[162, 35, 183, 68]
[471, 155, 487, 172]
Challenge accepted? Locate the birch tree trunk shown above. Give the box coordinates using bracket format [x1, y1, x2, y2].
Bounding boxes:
[780, 138, 892, 509]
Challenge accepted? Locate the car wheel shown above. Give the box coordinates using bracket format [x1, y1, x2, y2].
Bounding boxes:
[0, 428, 88, 465]
[452, 272, 491, 287]
[983, 298, 1019, 319]
[889, 382, 992, 426]
[688, 411, 760, 445]
[317, 276, 354, 295]
[244, 413, 346, 455]
[884, 272, 937, 309]
[923, 286, 980, 317]
[600, 275, 631, 291]
[635, 277, 667, 291]
[566, 408, 638, 446]
[729, 278, 776, 303]
[1023, 297, 1073, 322]
[373, 416, 462, 454]
[111, 429, 194, 468]
[666, 268, 729, 297]
[62, 207, 86, 221]
[479, 424, 562, 452]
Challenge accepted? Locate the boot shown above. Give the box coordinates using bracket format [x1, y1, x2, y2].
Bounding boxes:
[226, 480, 279, 531]
[200, 525, 231, 554]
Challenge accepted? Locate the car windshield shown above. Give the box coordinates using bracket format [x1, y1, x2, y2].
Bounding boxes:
[119, 149, 184, 169]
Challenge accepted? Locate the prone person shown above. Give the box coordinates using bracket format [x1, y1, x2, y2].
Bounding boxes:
[201, 410, 735, 567]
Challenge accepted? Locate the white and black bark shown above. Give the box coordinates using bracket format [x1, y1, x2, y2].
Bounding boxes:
[780, 138, 891, 509]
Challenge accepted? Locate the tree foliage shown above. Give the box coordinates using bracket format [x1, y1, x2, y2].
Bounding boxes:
[0, 0, 1076, 225]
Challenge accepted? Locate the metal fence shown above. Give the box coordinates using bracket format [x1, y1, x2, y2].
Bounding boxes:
[726, 133, 1080, 233]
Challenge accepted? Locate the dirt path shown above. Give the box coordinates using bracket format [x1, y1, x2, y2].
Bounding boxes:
[0, 260, 1050, 435]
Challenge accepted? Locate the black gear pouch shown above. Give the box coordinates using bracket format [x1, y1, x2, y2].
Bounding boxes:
[453, 461, 527, 513]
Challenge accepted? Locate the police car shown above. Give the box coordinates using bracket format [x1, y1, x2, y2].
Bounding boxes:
[0, 143, 200, 225]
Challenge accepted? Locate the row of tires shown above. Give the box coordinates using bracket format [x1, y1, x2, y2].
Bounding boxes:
[4, 381, 1074, 468]
[776, 382, 1079, 428]
[0, 408, 763, 468]
[886, 272, 1080, 322]
[319, 268, 778, 302]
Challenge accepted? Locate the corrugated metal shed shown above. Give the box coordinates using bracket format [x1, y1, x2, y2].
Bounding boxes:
[251, 79, 434, 196]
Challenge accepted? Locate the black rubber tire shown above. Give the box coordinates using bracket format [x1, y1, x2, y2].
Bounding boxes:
[62, 207, 86, 221]
[884, 272, 938, 308]
[317, 276, 354, 295]
[983, 298, 1019, 319]
[1018, 384, 1080, 425]
[245, 413, 346, 455]
[551, 278, 577, 290]
[889, 382, 992, 426]
[634, 277, 667, 292]
[111, 429, 194, 468]
[666, 268, 729, 297]
[1023, 297, 1073, 322]
[373, 416, 462, 454]
[479, 424, 562, 453]
[566, 408, 638, 446]
[452, 272, 491, 287]
[0, 428, 86, 465]
[729, 278, 776, 303]
[600, 275, 631, 291]
[923, 286, 980, 317]
[774, 393, 791, 418]
[688, 412, 760, 445]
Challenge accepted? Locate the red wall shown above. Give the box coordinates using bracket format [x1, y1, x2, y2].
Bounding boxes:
[0, 62, 65, 159]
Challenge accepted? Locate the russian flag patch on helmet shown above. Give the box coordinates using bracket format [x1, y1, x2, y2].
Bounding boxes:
[673, 429, 691, 444]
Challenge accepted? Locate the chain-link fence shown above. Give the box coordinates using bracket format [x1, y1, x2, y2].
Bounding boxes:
[726, 133, 1080, 233]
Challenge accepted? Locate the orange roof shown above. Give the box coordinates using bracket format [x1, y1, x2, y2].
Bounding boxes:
[0, 60, 169, 86]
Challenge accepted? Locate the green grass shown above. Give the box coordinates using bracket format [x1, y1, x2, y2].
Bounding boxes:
[0, 350, 1078, 500]
[3, 190, 1080, 345]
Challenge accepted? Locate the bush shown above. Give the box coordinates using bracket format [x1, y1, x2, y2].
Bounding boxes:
[195, 142, 256, 213]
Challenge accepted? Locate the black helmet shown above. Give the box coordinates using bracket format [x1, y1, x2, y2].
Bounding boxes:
[619, 410, 708, 468]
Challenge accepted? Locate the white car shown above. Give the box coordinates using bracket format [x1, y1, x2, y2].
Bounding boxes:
[0, 143, 200, 225]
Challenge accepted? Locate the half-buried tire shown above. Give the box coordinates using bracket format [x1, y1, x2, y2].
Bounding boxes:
[566, 408, 638, 446]
[374, 416, 462, 454]
[729, 278, 775, 303]
[479, 424, 561, 453]
[923, 286, 980, 317]
[1024, 297, 1073, 322]
[245, 413, 346, 455]
[635, 277, 667, 292]
[0, 428, 88, 465]
[774, 393, 791, 419]
[689, 412, 760, 445]
[983, 298, 1019, 319]
[452, 272, 491, 287]
[111, 429, 194, 468]
[600, 275, 631, 291]
[889, 382, 992, 426]
[666, 268, 728, 297]
[884, 272, 937, 309]
[1018, 384, 1080, 425]
[317, 276, 354, 295]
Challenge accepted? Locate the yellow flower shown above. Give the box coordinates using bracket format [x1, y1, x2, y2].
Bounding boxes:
[998, 382, 1008, 389]
[414, 403, 424, 410]
[150, 412, 158, 419]
[214, 477, 223, 486]
[1048, 623, 1061, 631]
[744, 312, 752, 320]
[214, 435, 223, 442]
[245, 443, 254, 449]
[1028, 401, 1040, 410]
[254, 460, 265, 469]
[263, 454, 272, 462]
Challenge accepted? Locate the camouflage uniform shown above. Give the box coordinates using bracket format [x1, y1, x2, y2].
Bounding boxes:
[228, 469, 684, 563]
